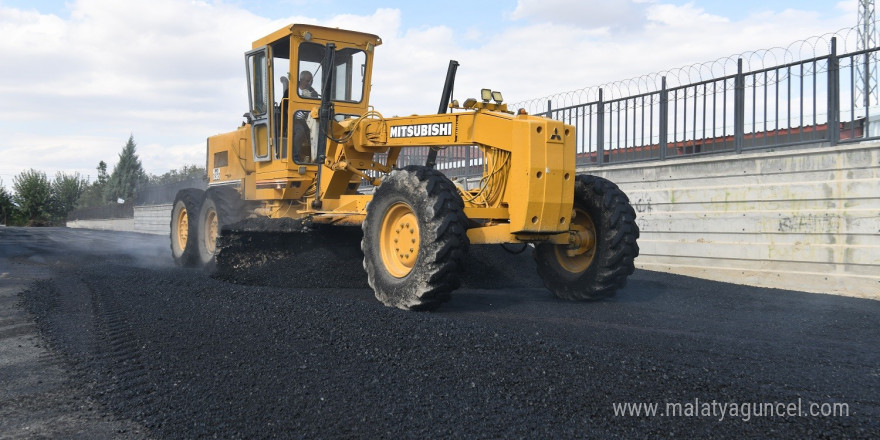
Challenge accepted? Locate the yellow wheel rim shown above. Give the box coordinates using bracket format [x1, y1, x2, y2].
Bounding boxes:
[380, 202, 420, 278]
[554, 208, 597, 274]
[204, 207, 218, 255]
[176, 207, 189, 251]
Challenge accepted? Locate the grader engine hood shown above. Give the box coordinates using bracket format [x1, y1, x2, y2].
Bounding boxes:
[352, 109, 576, 236]
[509, 118, 575, 234]
[469, 112, 576, 235]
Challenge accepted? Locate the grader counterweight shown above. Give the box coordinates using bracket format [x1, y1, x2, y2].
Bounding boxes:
[170, 24, 640, 310]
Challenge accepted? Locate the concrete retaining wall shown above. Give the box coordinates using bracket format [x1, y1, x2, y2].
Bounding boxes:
[66, 218, 135, 233]
[67, 204, 171, 236]
[582, 141, 880, 299]
[134, 204, 172, 236]
[66, 142, 879, 298]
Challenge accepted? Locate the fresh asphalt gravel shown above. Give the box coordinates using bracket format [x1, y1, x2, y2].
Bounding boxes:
[3, 226, 879, 438]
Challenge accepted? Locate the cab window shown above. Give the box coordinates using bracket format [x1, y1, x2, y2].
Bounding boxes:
[297, 42, 366, 103]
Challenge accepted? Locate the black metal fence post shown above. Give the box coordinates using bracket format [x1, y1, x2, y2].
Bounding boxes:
[864, 43, 872, 137]
[597, 89, 605, 165]
[547, 99, 552, 116]
[734, 58, 745, 153]
[828, 37, 840, 146]
[659, 76, 668, 160]
[465, 145, 472, 184]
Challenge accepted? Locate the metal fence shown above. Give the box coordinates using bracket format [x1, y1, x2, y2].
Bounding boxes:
[533, 37, 879, 166]
[135, 177, 207, 205]
[67, 177, 207, 220]
[370, 146, 486, 185]
[67, 201, 134, 221]
[380, 31, 879, 178]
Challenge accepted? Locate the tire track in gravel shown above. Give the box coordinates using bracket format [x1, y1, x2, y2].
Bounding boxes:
[90, 282, 162, 425]
[11, 228, 880, 439]
[10, 263, 149, 439]
[41, 261, 879, 439]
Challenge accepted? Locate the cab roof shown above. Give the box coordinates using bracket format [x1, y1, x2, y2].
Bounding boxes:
[252, 24, 382, 50]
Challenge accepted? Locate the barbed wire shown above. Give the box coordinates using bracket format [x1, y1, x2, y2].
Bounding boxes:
[511, 21, 875, 114]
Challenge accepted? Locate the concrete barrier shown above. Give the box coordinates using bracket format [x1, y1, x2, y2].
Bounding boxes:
[66, 218, 135, 233]
[134, 204, 172, 236]
[67, 141, 879, 299]
[581, 141, 880, 299]
[67, 204, 171, 236]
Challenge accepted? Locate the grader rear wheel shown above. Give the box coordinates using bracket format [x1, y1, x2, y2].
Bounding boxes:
[170, 189, 204, 267]
[196, 188, 246, 269]
[362, 166, 469, 310]
[534, 174, 639, 300]
[197, 196, 220, 267]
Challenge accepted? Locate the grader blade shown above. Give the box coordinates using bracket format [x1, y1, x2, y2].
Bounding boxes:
[213, 218, 366, 288]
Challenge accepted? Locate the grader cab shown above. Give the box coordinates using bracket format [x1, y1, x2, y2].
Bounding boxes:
[170, 24, 640, 310]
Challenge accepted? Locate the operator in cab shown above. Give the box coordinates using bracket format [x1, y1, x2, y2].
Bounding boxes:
[298, 71, 320, 99]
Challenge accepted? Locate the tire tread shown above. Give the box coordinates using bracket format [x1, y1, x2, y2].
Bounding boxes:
[534, 175, 639, 300]
[362, 166, 469, 310]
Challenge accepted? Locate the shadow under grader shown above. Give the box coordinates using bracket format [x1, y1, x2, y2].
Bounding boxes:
[211, 221, 551, 293]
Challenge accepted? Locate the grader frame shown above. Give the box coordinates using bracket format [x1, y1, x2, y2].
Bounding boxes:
[171, 24, 640, 310]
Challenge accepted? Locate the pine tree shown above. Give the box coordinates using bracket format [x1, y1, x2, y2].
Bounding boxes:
[77, 161, 112, 208]
[104, 135, 146, 203]
[97, 160, 109, 185]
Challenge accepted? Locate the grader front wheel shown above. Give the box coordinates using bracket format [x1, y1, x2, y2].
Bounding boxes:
[554, 207, 598, 274]
[534, 175, 640, 300]
[362, 166, 469, 310]
[379, 202, 421, 278]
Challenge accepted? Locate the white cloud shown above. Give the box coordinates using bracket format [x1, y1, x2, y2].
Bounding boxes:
[495, 2, 853, 109]
[0, 0, 858, 190]
[835, 1, 858, 14]
[510, 0, 648, 30]
[0, 0, 311, 183]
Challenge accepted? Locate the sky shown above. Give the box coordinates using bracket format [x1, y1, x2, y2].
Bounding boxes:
[0, 0, 858, 189]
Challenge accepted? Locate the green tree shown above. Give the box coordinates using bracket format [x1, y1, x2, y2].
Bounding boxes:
[49, 172, 87, 220]
[0, 179, 17, 225]
[12, 169, 51, 224]
[148, 164, 207, 185]
[77, 161, 111, 208]
[104, 135, 146, 203]
[96, 160, 108, 185]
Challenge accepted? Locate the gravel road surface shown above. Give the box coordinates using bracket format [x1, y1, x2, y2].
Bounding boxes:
[2, 226, 878, 438]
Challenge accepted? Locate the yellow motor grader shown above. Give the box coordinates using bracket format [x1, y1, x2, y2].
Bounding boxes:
[171, 24, 639, 310]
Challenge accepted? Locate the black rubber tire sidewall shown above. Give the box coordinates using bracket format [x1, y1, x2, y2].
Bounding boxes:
[362, 166, 468, 310]
[170, 189, 204, 267]
[534, 175, 639, 300]
[196, 196, 218, 268]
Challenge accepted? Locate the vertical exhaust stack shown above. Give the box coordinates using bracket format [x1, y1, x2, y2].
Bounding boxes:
[426, 60, 459, 169]
[313, 43, 337, 209]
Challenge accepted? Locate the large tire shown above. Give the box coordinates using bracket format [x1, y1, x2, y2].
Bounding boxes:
[170, 189, 204, 267]
[362, 166, 469, 310]
[196, 188, 245, 268]
[196, 196, 220, 267]
[534, 175, 639, 300]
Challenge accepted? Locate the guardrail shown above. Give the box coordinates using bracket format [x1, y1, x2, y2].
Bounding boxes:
[67, 201, 134, 221]
[538, 37, 879, 166]
[373, 36, 879, 179]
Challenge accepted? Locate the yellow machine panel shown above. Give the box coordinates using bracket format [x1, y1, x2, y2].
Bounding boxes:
[171, 23, 639, 312]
